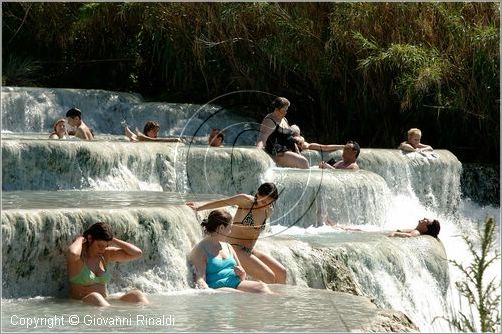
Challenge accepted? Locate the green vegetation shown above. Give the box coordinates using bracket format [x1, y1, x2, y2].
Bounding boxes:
[2, 2, 499, 163]
[446, 217, 500, 332]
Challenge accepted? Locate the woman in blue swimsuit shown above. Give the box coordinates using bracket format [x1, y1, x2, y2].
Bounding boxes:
[187, 183, 287, 284]
[190, 209, 271, 293]
[67, 222, 149, 306]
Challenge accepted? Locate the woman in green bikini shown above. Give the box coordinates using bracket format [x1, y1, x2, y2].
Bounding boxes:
[67, 222, 149, 306]
[187, 182, 287, 284]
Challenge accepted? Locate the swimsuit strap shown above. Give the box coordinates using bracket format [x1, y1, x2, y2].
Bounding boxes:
[99, 254, 107, 271]
[202, 242, 229, 259]
[201, 243, 213, 258]
[224, 243, 233, 258]
[265, 115, 279, 127]
[241, 197, 257, 226]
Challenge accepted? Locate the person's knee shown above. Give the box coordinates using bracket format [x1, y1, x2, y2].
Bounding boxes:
[256, 281, 272, 294]
[275, 266, 287, 284]
[259, 269, 277, 284]
[83, 292, 110, 307]
[121, 289, 149, 304]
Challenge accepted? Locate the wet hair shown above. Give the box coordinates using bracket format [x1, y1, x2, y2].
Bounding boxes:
[257, 182, 279, 201]
[66, 108, 82, 119]
[407, 128, 422, 138]
[143, 121, 160, 135]
[53, 118, 66, 132]
[423, 219, 440, 238]
[201, 209, 232, 233]
[271, 97, 290, 110]
[83, 222, 113, 241]
[347, 140, 361, 158]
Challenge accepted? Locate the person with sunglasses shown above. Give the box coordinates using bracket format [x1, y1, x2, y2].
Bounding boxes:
[187, 182, 287, 284]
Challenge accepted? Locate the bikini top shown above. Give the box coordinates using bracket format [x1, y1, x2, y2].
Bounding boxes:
[234, 198, 268, 231]
[69, 255, 111, 286]
[264, 116, 297, 154]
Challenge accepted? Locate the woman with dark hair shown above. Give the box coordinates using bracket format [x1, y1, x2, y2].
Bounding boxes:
[389, 218, 441, 238]
[67, 222, 149, 306]
[125, 120, 181, 142]
[187, 182, 287, 284]
[190, 209, 272, 293]
[256, 97, 309, 169]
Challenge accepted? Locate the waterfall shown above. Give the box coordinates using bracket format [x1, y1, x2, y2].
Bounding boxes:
[1, 86, 141, 133]
[303, 149, 462, 215]
[2, 87, 499, 333]
[263, 167, 391, 228]
[2, 140, 273, 194]
[1, 86, 259, 145]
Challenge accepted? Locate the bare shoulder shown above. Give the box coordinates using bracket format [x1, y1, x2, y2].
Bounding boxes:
[235, 194, 255, 206]
[261, 115, 276, 126]
[190, 242, 206, 260]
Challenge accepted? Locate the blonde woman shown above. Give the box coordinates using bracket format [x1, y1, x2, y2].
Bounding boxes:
[399, 128, 433, 152]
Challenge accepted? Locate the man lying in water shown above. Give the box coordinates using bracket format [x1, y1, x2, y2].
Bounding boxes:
[388, 218, 440, 238]
[326, 217, 441, 238]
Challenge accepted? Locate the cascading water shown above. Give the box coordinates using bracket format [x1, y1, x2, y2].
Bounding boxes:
[1, 87, 499, 332]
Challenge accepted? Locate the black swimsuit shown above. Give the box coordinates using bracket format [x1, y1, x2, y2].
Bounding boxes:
[264, 117, 298, 156]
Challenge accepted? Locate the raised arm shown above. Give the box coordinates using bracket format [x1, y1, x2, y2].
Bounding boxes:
[135, 130, 181, 142]
[256, 117, 276, 149]
[186, 194, 249, 211]
[67, 236, 85, 262]
[190, 245, 209, 289]
[106, 238, 143, 262]
[306, 143, 344, 152]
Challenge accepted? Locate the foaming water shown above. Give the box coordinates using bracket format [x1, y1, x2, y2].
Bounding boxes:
[1, 86, 258, 145]
[1, 286, 383, 332]
[2, 87, 499, 333]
